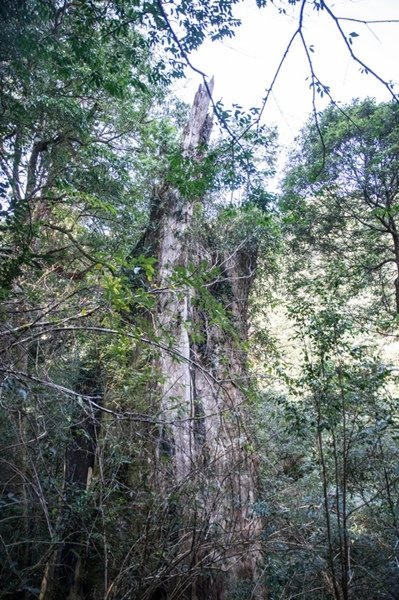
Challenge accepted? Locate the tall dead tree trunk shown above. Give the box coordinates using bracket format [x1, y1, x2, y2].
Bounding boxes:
[139, 82, 266, 599]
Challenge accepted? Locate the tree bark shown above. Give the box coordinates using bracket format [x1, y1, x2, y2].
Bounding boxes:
[139, 82, 266, 599]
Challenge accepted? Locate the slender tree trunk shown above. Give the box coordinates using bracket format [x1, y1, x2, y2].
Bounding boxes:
[389, 226, 399, 315]
[315, 386, 342, 600]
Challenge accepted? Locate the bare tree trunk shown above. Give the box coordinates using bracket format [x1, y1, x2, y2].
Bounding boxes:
[140, 82, 266, 599]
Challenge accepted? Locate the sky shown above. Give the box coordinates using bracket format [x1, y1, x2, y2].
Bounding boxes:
[174, 0, 399, 150]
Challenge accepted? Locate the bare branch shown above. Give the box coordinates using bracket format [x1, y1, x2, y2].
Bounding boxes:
[321, 0, 399, 103]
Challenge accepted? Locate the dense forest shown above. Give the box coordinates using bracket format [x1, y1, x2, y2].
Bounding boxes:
[1, 1, 399, 599]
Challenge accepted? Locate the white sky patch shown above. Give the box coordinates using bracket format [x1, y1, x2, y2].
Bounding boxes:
[174, 0, 399, 151]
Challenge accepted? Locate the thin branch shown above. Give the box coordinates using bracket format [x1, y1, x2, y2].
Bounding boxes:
[321, 0, 399, 102]
[299, 29, 326, 174]
[5, 324, 225, 388]
[0, 365, 246, 427]
[0, 367, 102, 402]
[257, 0, 305, 125]
[337, 17, 399, 25]
[1, 323, 241, 414]
[0, 306, 99, 338]
[42, 223, 115, 274]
